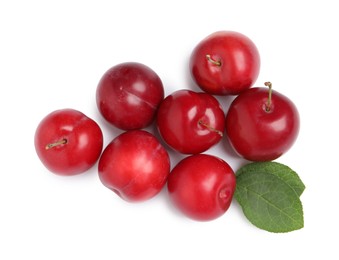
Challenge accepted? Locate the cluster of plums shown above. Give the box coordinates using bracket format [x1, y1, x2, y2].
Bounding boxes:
[35, 31, 299, 221]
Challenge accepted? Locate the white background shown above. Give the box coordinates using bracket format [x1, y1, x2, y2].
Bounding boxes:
[1, 0, 338, 259]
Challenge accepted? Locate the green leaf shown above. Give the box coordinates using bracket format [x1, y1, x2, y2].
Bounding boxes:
[235, 162, 305, 233]
[236, 162, 305, 197]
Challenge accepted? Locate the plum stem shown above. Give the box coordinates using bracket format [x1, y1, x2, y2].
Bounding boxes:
[199, 120, 223, 137]
[206, 54, 221, 66]
[45, 138, 67, 150]
[264, 81, 273, 112]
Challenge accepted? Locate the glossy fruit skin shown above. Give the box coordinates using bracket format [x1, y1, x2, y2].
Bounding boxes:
[96, 62, 164, 130]
[225, 87, 300, 161]
[156, 89, 225, 154]
[34, 109, 103, 176]
[190, 31, 260, 95]
[98, 130, 170, 202]
[167, 154, 236, 221]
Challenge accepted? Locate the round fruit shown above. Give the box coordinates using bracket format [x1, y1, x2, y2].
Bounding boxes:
[96, 62, 164, 130]
[225, 82, 300, 161]
[34, 109, 103, 176]
[98, 130, 170, 202]
[190, 31, 260, 95]
[156, 89, 225, 154]
[167, 154, 236, 221]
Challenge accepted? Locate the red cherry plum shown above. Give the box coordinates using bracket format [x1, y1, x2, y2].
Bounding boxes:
[156, 89, 225, 154]
[225, 83, 300, 161]
[167, 154, 236, 221]
[34, 109, 103, 176]
[96, 62, 164, 130]
[98, 130, 170, 202]
[190, 31, 260, 95]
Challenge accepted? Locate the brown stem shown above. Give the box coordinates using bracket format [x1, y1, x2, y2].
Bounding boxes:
[199, 120, 223, 137]
[206, 54, 221, 66]
[264, 81, 273, 112]
[45, 138, 67, 150]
